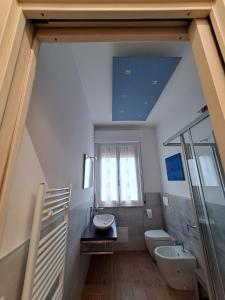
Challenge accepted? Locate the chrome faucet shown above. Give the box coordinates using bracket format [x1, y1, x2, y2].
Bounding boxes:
[90, 195, 97, 222]
[90, 196, 104, 222]
[90, 205, 98, 220]
[175, 240, 185, 252]
[89, 206, 94, 222]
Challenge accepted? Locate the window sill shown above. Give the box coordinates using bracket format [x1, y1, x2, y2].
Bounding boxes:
[97, 203, 144, 209]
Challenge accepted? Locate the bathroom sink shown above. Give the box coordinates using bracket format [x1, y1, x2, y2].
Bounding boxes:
[155, 246, 197, 291]
[93, 214, 114, 230]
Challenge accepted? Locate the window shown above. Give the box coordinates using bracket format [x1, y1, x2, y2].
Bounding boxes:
[95, 143, 142, 206]
[199, 155, 219, 187]
[188, 155, 219, 187]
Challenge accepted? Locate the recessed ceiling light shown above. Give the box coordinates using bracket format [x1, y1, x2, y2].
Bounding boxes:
[120, 110, 125, 113]
[122, 94, 127, 99]
[124, 69, 132, 75]
[152, 80, 158, 85]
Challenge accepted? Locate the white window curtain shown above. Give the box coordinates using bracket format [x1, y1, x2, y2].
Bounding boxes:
[99, 144, 118, 203]
[95, 143, 142, 207]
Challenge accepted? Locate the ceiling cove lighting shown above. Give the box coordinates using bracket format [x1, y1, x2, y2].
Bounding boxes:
[112, 56, 181, 121]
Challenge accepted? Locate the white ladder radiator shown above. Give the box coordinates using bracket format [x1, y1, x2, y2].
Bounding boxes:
[22, 183, 72, 300]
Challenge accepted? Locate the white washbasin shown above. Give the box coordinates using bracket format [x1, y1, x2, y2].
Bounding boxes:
[155, 246, 197, 291]
[93, 214, 114, 230]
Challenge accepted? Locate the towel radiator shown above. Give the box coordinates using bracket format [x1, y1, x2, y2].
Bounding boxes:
[22, 183, 72, 300]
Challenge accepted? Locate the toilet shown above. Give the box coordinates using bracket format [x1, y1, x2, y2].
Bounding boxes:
[144, 229, 174, 259]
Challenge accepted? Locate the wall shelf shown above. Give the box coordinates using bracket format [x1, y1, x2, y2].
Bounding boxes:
[80, 221, 117, 255]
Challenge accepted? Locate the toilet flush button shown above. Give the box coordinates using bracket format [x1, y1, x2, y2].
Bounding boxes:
[163, 196, 169, 207]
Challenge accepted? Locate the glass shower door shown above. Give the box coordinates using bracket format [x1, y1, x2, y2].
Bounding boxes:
[181, 117, 225, 300]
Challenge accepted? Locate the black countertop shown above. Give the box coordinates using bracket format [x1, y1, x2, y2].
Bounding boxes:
[81, 220, 117, 241]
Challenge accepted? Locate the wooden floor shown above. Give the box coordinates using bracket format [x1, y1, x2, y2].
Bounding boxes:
[82, 251, 195, 300]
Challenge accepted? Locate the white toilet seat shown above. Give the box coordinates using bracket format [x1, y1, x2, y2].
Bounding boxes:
[144, 229, 174, 259]
[144, 229, 171, 241]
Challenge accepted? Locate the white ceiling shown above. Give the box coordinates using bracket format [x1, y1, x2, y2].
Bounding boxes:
[46, 41, 204, 126]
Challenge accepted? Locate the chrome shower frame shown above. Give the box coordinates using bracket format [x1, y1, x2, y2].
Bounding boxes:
[164, 110, 225, 300]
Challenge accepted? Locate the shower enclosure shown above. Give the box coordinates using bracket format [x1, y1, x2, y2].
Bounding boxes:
[164, 110, 225, 300]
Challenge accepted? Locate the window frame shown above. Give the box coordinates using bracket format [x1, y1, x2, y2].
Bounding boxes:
[94, 142, 143, 207]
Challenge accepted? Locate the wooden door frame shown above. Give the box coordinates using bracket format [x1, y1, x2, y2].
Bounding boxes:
[0, 1, 224, 298]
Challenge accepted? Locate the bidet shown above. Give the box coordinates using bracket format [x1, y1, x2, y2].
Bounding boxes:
[155, 245, 197, 291]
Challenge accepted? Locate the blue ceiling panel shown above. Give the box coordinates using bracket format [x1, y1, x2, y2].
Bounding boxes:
[112, 56, 181, 121]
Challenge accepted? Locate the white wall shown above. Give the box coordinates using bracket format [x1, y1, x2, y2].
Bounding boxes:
[27, 43, 94, 209]
[155, 45, 205, 197]
[0, 127, 46, 258]
[26, 43, 94, 300]
[95, 126, 162, 193]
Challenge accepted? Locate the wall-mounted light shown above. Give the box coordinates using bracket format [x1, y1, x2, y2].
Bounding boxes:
[82, 155, 97, 189]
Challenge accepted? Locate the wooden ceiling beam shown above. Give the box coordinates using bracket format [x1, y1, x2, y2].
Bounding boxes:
[21, 2, 212, 20]
[36, 26, 189, 42]
[32, 19, 190, 28]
